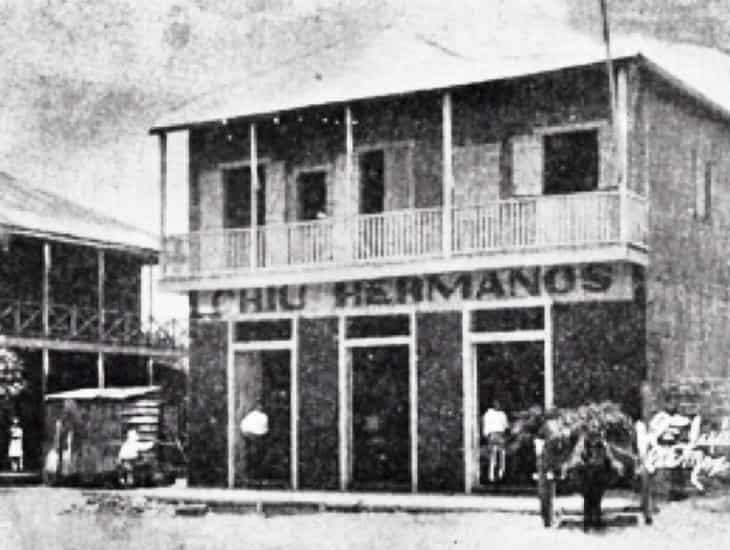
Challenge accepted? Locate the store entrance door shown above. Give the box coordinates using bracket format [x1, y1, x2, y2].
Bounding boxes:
[351, 345, 410, 490]
[475, 341, 544, 491]
[233, 349, 291, 488]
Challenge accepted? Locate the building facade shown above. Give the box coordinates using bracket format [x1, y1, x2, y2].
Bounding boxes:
[154, 38, 730, 493]
[0, 173, 186, 473]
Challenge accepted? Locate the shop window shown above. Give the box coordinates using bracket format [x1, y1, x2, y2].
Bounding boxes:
[543, 129, 599, 194]
[471, 308, 544, 333]
[235, 319, 292, 342]
[346, 314, 410, 339]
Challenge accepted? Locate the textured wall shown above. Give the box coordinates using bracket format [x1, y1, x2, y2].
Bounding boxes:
[297, 316, 340, 489]
[417, 311, 464, 492]
[187, 321, 228, 487]
[553, 271, 646, 419]
[642, 69, 730, 383]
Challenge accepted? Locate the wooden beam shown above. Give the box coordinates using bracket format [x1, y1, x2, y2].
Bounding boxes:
[0, 335, 186, 360]
[442, 92, 454, 256]
[249, 122, 259, 269]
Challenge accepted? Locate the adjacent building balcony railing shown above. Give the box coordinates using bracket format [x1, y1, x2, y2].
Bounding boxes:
[0, 299, 187, 350]
[162, 190, 648, 279]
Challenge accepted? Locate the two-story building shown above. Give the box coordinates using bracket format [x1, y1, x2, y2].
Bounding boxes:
[152, 29, 730, 494]
[0, 172, 186, 475]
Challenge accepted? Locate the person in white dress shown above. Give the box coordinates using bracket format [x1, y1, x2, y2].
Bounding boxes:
[8, 417, 23, 472]
[482, 400, 509, 482]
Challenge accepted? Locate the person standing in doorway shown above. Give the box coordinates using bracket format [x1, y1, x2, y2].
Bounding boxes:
[482, 400, 509, 482]
[8, 417, 23, 472]
[240, 402, 269, 482]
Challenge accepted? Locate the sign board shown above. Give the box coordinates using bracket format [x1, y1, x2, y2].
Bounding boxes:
[196, 262, 636, 317]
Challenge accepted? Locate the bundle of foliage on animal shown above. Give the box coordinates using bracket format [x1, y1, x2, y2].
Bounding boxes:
[509, 401, 637, 529]
[0, 348, 26, 399]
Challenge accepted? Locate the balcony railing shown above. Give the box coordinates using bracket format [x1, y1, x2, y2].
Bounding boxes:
[163, 191, 648, 278]
[0, 300, 187, 350]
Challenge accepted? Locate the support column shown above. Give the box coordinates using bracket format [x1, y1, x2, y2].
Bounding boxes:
[544, 301, 554, 410]
[616, 67, 629, 241]
[42, 242, 50, 337]
[344, 105, 354, 261]
[226, 321, 235, 489]
[159, 132, 168, 274]
[42, 349, 50, 396]
[97, 352, 105, 389]
[98, 249, 105, 341]
[249, 122, 259, 269]
[147, 358, 155, 386]
[42, 242, 51, 396]
[442, 92, 454, 257]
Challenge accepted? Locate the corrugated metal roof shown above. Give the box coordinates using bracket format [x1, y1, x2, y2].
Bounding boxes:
[151, 25, 730, 132]
[45, 386, 161, 401]
[0, 171, 158, 253]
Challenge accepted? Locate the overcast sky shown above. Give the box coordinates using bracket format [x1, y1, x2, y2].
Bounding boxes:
[0, 0, 726, 232]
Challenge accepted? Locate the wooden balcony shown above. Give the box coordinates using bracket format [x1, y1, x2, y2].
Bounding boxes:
[161, 191, 648, 288]
[0, 299, 187, 353]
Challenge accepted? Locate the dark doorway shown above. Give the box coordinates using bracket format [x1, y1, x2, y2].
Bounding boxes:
[351, 345, 410, 490]
[224, 165, 267, 228]
[476, 341, 544, 491]
[359, 150, 385, 214]
[543, 130, 599, 194]
[297, 171, 327, 221]
[234, 349, 290, 487]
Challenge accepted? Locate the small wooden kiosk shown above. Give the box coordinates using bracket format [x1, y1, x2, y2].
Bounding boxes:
[43, 386, 182, 486]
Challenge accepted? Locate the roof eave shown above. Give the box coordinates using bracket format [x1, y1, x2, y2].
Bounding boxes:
[1, 223, 159, 258]
[148, 57, 640, 135]
[637, 53, 730, 124]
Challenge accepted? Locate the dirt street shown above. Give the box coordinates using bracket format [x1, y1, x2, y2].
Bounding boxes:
[1, 487, 729, 550]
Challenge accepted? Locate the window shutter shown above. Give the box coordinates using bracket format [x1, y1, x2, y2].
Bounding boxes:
[385, 144, 414, 210]
[199, 169, 224, 230]
[453, 143, 501, 208]
[511, 134, 543, 196]
[599, 124, 617, 189]
[266, 161, 286, 225]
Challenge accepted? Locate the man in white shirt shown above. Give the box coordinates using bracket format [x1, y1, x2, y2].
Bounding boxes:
[482, 400, 509, 482]
[240, 403, 269, 482]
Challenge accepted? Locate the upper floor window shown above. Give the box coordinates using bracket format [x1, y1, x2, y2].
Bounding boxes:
[512, 125, 602, 197]
[694, 147, 713, 222]
[543, 129, 599, 194]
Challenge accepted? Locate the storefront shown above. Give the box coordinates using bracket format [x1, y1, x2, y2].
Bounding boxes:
[188, 261, 646, 493]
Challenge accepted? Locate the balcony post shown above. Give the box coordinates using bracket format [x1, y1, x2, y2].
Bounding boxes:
[249, 122, 259, 269]
[345, 105, 354, 261]
[616, 66, 629, 241]
[442, 92, 454, 256]
[159, 132, 168, 275]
